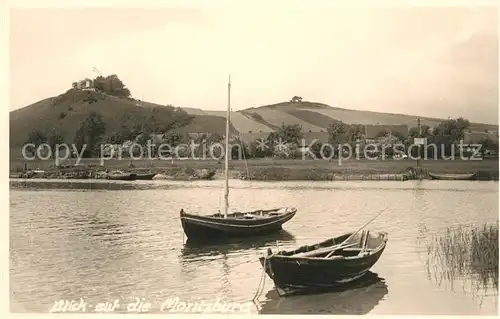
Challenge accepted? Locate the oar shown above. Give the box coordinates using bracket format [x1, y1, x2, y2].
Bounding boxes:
[294, 242, 358, 257]
[325, 207, 388, 258]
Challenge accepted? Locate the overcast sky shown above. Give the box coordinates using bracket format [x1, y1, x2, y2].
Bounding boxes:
[10, 6, 498, 124]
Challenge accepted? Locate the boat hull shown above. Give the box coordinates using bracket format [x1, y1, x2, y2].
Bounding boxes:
[134, 173, 156, 180]
[259, 232, 387, 296]
[428, 172, 476, 180]
[180, 208, 297, 241]
[107, 173, 137, 181]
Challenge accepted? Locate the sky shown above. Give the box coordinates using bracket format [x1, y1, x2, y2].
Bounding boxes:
[9, 6, 499, 124]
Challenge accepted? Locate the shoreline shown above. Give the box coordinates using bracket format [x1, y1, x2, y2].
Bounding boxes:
[9, 158, 499, 181]
[9, 176, 499, 192]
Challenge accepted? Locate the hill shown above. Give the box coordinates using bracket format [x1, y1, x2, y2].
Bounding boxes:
[10, 92, 498, 151]
[180, 100, 498, 136]
[239, 101, 498, 132]
[9, 89, 195, 147]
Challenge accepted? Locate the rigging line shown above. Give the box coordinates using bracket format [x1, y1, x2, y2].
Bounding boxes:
[238, 131, 255, 206]
[218, 186, 222, 213]
[229, 99, 255, 207]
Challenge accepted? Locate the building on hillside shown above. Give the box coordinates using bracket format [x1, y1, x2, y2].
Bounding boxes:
[186, 132, 243, 143]
[238, 132, 271, 145]
[300, 132, 330, 146]
[72, 79, 96, 91]
[150, 134, 165, 144]
[101, 144, 121, 157]
[463, 131, 499, 144]
[188, 132, 207, 140]
[364, 124, 409, 143]
[186, 132, 220, 141]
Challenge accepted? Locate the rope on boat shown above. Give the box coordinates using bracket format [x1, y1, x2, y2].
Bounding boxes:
[252, 256, 269, 302]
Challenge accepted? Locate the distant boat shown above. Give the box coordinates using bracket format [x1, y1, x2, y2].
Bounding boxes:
[134, 173, 157, 180]
[258, 230, 388, 297]
[106, 171, 137, 181]
[428, 172, 476, 180]
[179, 76, 297, 242]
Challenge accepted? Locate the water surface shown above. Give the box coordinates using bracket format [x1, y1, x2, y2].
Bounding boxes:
[10, 179, 499, 314]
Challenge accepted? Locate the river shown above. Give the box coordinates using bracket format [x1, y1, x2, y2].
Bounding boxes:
[9, 179, 499, 315]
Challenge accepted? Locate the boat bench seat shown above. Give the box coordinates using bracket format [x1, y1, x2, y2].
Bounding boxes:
[299, 251, 327, 258]
[299, 251, 346, 259]
[342, 247, 361, 251]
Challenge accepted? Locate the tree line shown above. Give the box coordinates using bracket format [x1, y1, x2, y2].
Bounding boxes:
[24, 113, 498, 160]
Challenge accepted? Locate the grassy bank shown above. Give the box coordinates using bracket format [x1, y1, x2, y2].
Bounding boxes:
[10, 158, 499, 181]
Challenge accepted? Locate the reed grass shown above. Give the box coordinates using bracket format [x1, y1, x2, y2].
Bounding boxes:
[417, 222, 498, 303]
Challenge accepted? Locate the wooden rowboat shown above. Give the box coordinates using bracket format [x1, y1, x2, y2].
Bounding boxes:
[106, 171, 137, 181]
[258, 230, 388, 296]
[428, 172, 476, 180]
[134, 173, 157, 180]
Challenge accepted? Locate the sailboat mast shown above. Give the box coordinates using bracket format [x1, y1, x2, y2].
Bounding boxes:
[224, 75, 231, 218]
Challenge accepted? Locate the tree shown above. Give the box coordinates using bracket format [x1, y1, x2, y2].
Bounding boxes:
[25, 130, 47, 156]
[107, 74, 131, 97]
[130, 123, 154, 140]
[262, 124, 303, 157]
[151, 107, 194, 134]
[26, 129, 47, 147]
[87, 74, 131, 98]
[478, 136, 499, 155]
[291, 96, 303, 102]
[346, 124, 365, 142]
[391, 131, 406, 141]
[409, 125, 431, 138]
[73, 112, 107, 157]
[327, 122, 349, 144]
[163, 131, 184, 147]
[327, 122, 364, 144]
[47, 129, 64, 158]
[136, 133, 152, 147]
[277, 123, 303, 144]
[107, 132, 125, 145]
[266, 131, 280, 144]
[248, 140, 273, 158]
[419, 117, 471, 157]
[308, 141, 333, 159]
[433, 117, 470, 143]
[229, 137, 251, 160]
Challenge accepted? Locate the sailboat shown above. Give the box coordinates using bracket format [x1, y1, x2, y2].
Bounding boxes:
[179, 75, 297, 241]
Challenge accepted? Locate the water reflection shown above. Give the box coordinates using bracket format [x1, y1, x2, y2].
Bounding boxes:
[220, 253, 232, 297]
[257, 271, 388, 314]
[10, 180, 498, 314]
[179, 230, 296, 261]
[84, 215, 128, 242]
[9, 179, 175, 191]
